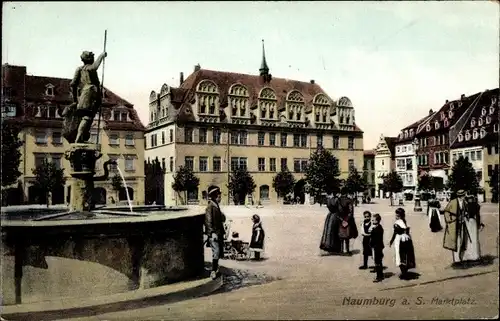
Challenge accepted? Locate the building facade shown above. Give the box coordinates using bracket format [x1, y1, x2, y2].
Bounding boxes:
[145, 46, 364, 205]
[363, 150, 376, 198]
[1, 64, 146, 206]
[374, 134, 397, 198]
[449, 88, 499, 201]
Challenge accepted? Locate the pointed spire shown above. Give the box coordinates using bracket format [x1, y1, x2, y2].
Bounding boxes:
[259, 39, 269, 77]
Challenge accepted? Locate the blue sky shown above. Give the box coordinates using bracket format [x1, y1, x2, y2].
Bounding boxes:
[2, 1, 498, 148]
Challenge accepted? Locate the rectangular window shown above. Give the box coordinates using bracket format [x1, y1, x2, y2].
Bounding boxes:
[258, 132, 265, 146]
[397, 159, 406, 171]
[240, 131, 248, 145]
[51, 155, 62, 169]
[170, 129, 174, 142]
[476, 150, 482, 161]
[125, 134, 134, 146]
[281, 158, 287, 171]
[184, 128, 193, 143]
[317, 134, 323, 147]
[52, 131, 63, 145]
[231, 131, 239, 145]
[348, 159, 354, 170]
[213, 157, 221, 172]
[301, 159, 308, 172]
[162, 157, 166, 170]
[169, 157, 173, 172]
[293, 134, 300, 147]
[199, 128, 207, 143]
[109, 133, 120, 145]
[281, 133, 287, 147]
[35, 130, 48, 144]
[113, 111, 121, 121]
[333, 136, 340, 149]
[35, 154, 46, 168]
[270, 158, 276, 172]
[231, 157, 247, 171]
[294, 159, 308, 173]
[184, 156, 194, 170]
[199, 157, 208, 172]
[348, 137, 354, 150]
[300, 134, 307, 147]
[213, 129, 221, 144]
[161, 131, 165, 145]
[125, 156, 135, 171]
[406, 158, 413, 170]
[258, 158, 266, 171]
[470, 150, 476, 161]
[269, 133, 276, 146]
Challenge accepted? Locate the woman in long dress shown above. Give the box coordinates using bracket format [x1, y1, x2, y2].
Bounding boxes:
[389, 208, 416, 279]
[453, 196, 483, 262]
[320, 196, 341, 253]
[427, 198, 443, 232]
[249, 214, 265, 260]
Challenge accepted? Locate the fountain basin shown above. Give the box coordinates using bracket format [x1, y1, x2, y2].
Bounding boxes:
[1, 208, 205, 305]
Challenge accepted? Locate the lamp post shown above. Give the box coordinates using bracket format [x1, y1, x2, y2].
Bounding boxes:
[412, 138, 422, 212]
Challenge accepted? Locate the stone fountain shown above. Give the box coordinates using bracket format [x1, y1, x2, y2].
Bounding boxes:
[1, 50, 210, 310]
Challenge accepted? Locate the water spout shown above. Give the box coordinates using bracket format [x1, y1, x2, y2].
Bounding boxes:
[116, 166, 133, 213]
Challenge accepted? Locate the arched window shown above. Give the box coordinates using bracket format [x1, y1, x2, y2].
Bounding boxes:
[426, 124, 431, 132]
[448, 110, 454, 118]
[458, 132, 463, 142]
[259, 185, 270, 200]
[434, 121, 440, 130]
[481, 107, 487, 116]
[478, 117, 483, 126]
[486, 116, 491, 124]
[470, 117, 476, 127]
[472, 129, 479, 140]
[465, 130, 471, 141]
[480, 128, 487, 138]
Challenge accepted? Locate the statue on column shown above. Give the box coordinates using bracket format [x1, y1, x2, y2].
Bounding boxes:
[61, 51, 107, 143]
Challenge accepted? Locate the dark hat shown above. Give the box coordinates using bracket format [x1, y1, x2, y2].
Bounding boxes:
[207, 185, 221, 197]
[456, 190, 466, 197]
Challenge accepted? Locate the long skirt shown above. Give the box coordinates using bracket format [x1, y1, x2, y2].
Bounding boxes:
[429, 207, 443, 232]
[393, 235, 416, 269]
[453, 218, 481, 262]
[320, 212, 341, 253]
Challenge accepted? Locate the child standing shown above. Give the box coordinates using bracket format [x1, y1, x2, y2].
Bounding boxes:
[359, 211, 373, 270]
[369, 213, 385, 283]
[249, 214, 265, 260]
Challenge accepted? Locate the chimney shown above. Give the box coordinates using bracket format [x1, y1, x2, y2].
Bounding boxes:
[194, 64, 201, 72]
[445, 100, 449, 104]
[310, 79, 315, 84]
[180, 72, 184, 86]
[461, 94, 465, 100]
[429, 109, 433, 115]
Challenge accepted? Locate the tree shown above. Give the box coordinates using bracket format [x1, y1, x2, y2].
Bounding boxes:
[382, 171, 403, 206]
[344, 167, 366, 201]
[418, 173, 434, 192]
[305, 146, 341, 202]
[447, 156, 480, 196]
[145, 157, 165, 205]
[272, 168, 296, 200]
[489, 167, 499, 203]
[31, 159, 66, 207]
[228, 166, 256, 205]
[1, 122, 23, 187]
[110, 174, 123, 203]
[172, 165, 200, 205]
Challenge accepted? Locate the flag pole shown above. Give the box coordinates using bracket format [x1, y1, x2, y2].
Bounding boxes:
[96, 30, 107, 147]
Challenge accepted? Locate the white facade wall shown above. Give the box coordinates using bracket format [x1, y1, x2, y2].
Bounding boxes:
[395, 143, 418, 190]
[374, 154, 391, 197]
[450, 146, 485, 188]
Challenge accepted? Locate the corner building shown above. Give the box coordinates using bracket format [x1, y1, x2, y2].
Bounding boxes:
[145, 47, 364, 205]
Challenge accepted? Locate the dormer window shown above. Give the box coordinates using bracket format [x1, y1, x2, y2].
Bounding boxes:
[448, 110, 454, 118]
[113, 109, 129, 122]
[481, 107, 487, 116]
[465, 130, 471, 140]
[458, 132, 463, 142]
[449, 103, 454, 111]
[490, 106, 495, 115]
[200, 103, 206, 114]
[434, 121, 440, 130]
[45, 84, 54, 96]
[491, 97, 497, 107]
[440, 112, 445, 121]
[444, 119, 449, 127]
[426, 124, 431, 131]
[470, 117, 476, 127]
[410, 129, 414, 136]
[472, 129, 479, 139]
[480, 128, 487, 138]
[478, 117, 483, 126]
[493, 124, 499, 133]
[457, 101, 462, 108]
[485, 116, 491, 124]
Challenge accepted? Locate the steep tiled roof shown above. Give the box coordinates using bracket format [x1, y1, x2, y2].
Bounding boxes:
[397, 112, 435, 143]
[450, 88, 499, 149]
[363, 149, 376, 156]
[384, 137, 398, 156]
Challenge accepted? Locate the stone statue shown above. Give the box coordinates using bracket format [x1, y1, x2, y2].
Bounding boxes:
[62, 51, 107, 144]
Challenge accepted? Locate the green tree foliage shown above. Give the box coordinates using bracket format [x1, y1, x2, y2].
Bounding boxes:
[172, 165, 200, 205]
[447, 156, 480, 196]
[305, 146, 341, 201]
[145, 157, 165, 205]
[417, 173, 434, 192]
[1, 122, 23, 187]
[110, 174, 123, 202]
[272, 168, 296, 199]
[229, 166, 256, 205]
[32, 159, 66, 207]
[382, 170, 403, 206]
[489, 167, 499, 203]
[344, 166, 366, 196]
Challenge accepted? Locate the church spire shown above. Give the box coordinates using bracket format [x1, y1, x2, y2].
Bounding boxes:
[259, 39, 269, 79]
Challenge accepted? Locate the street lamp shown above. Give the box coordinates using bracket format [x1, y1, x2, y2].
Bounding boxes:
[412, 138, 422, 212]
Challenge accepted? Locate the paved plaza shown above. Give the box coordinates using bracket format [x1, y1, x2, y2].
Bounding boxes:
[59, 202, 500, 319]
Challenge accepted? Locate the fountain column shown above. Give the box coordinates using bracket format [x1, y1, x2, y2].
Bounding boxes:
[65, 143, 102, 211]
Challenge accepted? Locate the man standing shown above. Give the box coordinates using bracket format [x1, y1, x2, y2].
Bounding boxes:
[205, 185, 226, 279]
[443, 190, 483, 263]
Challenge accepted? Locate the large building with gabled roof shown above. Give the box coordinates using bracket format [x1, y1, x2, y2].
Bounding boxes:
[145, 42, 364, 205]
